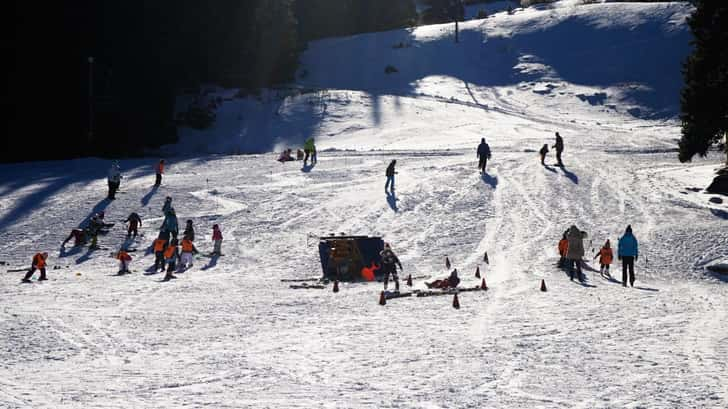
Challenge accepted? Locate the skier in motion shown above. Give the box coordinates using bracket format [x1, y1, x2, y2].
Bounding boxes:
[477, 138, 491, 173]
[380, 243, 403, 292]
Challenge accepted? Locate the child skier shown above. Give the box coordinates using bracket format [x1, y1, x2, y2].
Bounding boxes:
[558, 232, 568, 268]
[22, 252, 48, 282]
[211, 224, 223, 256]
[594, 239, 613, 278]
[125, 212, 143, 238]
[154, 159, 165, 186]
[152, 236, 167, 272]
[163, 239, 180, 281]
[380, 243, 403, 292]
[539, 144, 549, 166]
[183, 219, 195, 241]
[116, 250, 132, 275]
[179, 237, 198, 270]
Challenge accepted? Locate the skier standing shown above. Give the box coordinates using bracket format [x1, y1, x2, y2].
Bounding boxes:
[557, 232, 568, 268]
[539, 144, 549, 166]
[116, 250, 132, 274]
[183, 220, 195, 241]
[163, 239, 180, 281]
[125, 212, 142, 238]
[617, 225, 639, 287]
[385, 160, 397, 192]
[594, 239, 613, 278]
[552, 132, 564, 167]
[22, 252, 48, 282]
[304, 137, 316, 165]
[477, 138, 492, 173]
[566, 225, 587, 282]
[152, 236, 167, 272]
[180, 238, 198, 270]
[211, 224, 223, 256]
[380, 243, 403, 292]
[154, 159, 165, 186]
[107, 161, 122, 200]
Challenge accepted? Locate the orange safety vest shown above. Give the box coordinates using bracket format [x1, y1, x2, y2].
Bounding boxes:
[157, 162, 165, 174]
[558, 239, 568, 256]
[164, 245, 177, 259]
[598, 247, 613, 265]
[154, 239, 166, 252]
[181, 239, 194, 253]
[32, 253, 46, 268]
[117, 251, 132, 262]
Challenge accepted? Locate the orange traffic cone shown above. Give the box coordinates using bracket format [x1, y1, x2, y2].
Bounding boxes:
[406, 274, 412, 287]
[481, 277, 488, 290]
[445, 256, 451, 269]
[475, 266, 481, 278]
[483, 251, 489, 264]
[452, 293, 460, 309]
[379, 291, 386, 306]
[333, 280, 339, 293]
[540, 279, 547, 292]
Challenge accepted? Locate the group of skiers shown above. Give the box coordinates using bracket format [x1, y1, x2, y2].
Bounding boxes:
[106, 159, 166, 200]
[557, 224, 640, 287]
[278, 137, 317, 165]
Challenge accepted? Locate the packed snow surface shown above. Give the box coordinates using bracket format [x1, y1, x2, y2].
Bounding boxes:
[2, 1, 727, 408]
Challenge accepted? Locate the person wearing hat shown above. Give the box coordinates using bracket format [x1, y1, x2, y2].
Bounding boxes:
[154, 159, 165, 187]
[23, 252, 49, 282]
[477, 138, 491, 173]
[107, 161, 122, 200]
[566, 225, 587, 282]
[379, 243, 403, 292]
[125, 212, 143, 238]
[617, 225, 639, 287]
[116, 250, 133, 275]
[552, 132, 564, 167]
[183, 219, 195, 242]
[593, 239, 614, 278]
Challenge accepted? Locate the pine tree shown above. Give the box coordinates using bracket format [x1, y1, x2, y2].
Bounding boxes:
[679, 1, 728, 164]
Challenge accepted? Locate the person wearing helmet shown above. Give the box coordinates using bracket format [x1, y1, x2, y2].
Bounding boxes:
[380, 243, 403, 292]
[22, 252, 49, 282]
[107, 161, 122, 200]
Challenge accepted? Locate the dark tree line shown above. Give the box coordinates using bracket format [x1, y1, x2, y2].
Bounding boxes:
[6, 1, 417, 163]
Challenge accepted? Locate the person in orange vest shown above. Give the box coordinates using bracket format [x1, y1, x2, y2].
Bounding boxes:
[179, 238, 199, 270]
[154, 159, 165, 187]
[593, 239, 613, 278]
[163, 239, 180, 281]
[22, 252, 48, 282]
[116, 250, 133, 275]
[152, 236, 167, 272]
[557, 232, 568, 268]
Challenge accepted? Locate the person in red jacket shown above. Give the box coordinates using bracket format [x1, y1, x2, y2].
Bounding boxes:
[116, 250, 133, 275]
[211, 224, 223, 256]
[594, 239, 614, 278]
[558, 232, 568, 268]
[22, 252, 48, 282]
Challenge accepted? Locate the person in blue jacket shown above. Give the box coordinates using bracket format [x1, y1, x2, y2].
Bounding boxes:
[617, 225, 639, 287]
[477, 138, 492, 174]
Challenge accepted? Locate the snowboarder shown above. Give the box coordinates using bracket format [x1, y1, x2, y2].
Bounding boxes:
[552, 132, 564, 167]
[154, 159, 165, 186]
[304, 137, 316, 164]
[557, 232, 568, 268]
[617, 225, 639, 287]
[180, 237, 198, 270]
[124, 212, 142, 238]
[539, 144, 549, 166]
[566, 225, 587, 282]
[62, 229, 87, 247]
[163, 239, 180, 281]
[183, 219, 195, 241]
[477, 138, 492, 173]
[152, 236, 167, 272]
[426, 269, 460, 289]
[594, 239, 613, 278]
[22, 252, 48, 282]
[211, 224, 223, 256]
[107, 161, 122, 200]
[380, 243, 403, 292]
[116, 250, 132, 274]
[385, 160, 397, 192]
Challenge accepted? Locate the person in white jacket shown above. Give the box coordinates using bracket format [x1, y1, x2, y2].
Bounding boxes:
[107, 161, 122, 200]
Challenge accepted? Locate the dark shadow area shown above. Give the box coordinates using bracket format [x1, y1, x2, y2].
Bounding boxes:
[633, 286, 659, 292]
[59, 245, 83, 259]
[543, 164, 557, 173]
[78, 198, 112, 229]
[481, 172, 498, 189]
[709, 208, 728, 220]
[75, 248, 99, 265]
[580, 261, 600, 273]
[301, 162, 316, 173]
[141, 185, 160, 206]
[386, 191, 398, 212]
[201, 255, 219, 271]
[560, 167, 579, 184]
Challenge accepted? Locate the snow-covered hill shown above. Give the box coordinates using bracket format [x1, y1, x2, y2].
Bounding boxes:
[2, 1, 727, 408]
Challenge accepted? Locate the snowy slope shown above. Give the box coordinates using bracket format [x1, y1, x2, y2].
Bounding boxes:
[2, 1, 728, 408]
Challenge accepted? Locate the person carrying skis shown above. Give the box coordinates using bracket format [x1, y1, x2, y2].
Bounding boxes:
[566, 225, 587, 282]
[180, 237, 198, 270]
[211, 224, 223, 256]
[477, 138, 492, 173]
[22, 252, 48, 282]
[154, 159, 165, 186]
[62, 229, 87, 247]
[303, 137, 316, 165]
[552, 132, 564, 167]
[116, 250, 132, 275]
[593, 239, 613, 278]
[617, 225, 639, 287]
[125, 212, 142, 238]
[152, 236, 167, 272]
[539, 144, 549, 166]
[107, 161, 122, 200]
[380, 243, 403, 292]
[385, 160, 397, 192]
[163, 239, 180, 281]
[183, 219, 195, 241]
[557, 232, 568, 268]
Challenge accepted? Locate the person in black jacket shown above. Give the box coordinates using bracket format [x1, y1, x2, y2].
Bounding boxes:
[477, 138, 492, 173]
[385, 160, 397, 192]
[380, 243, 403, 292]
[125, 212, 142, 238]
[183, 219, 195, 241]
[553, 132, 564, 167]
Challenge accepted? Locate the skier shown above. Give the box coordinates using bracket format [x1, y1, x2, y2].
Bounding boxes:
[566, 225, 587, 282]
[107, 161, 122, 200]
[163, 239, 180, 281]
[162, 196, 173, 215]
[552, 132, 564, 167]
[379, 243, 403, 292]
[116, 250, 132, 275]
[385, 160, 397, 192]
[161, 198, 178, 241]
[303, 137, 316, 164]
[154, 159, 165, 186]
[179, 237, 198, 270]
[87, 213, 109, 249]
[477, 138, 492, 173]
[124, 212, 142, 238]
[22, 252, 48, 282]
[62, 229, 87, 247]
[211, 224, 223, 256]
[594, 239, 613, 278]
[183, 219, 195, 241]
[426, 269, 460, 289]
[617, 225, 639, 287]
[152, 236, 167, 272]
[557, 232, 568, 268]
[539, 144, 549, 166]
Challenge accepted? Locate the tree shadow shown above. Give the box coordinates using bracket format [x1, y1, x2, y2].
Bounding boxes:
[560, 167, 579, 184]
[481, 172, 498, 189]
[141, 185, 160, 206]
[386, 191, 398, 212]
